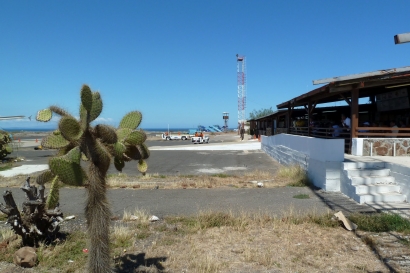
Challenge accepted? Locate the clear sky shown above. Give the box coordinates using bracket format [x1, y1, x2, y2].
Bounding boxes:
[1, 0, 409, 130]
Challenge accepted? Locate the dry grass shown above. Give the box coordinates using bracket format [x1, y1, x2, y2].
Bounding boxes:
[105, 169, 297, 189]
[2, 209, 410, 272]
[276, 164, 311, 187]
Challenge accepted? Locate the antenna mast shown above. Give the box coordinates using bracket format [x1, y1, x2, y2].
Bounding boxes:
[236, 54, 246, 125]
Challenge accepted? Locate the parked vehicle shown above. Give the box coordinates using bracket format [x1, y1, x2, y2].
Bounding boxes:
[191, 135, 210, 144]
[161, 133, 190, 140]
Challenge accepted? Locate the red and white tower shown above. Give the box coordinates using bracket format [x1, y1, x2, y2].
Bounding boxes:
[236, 54, 246, 125]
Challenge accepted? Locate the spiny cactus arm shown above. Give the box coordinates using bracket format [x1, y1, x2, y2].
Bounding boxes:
[50, 105, 70, 116]
[94, 124, 117, 144]
[41, 132, 70, 149]
[59, 115, 84, 141]
[137, 143, 150, 160]
[80, 135, 111, 173]
[125, 130, 147, 145]
[46, 175, 60, 209]
[119, 111, 142, 130]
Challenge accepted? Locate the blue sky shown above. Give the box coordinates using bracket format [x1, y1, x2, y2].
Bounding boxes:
[1, 0, 409, 130]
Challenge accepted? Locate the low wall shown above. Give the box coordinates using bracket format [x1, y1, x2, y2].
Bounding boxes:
[261, 134, 344, 191]
[352, 138, 410, 156]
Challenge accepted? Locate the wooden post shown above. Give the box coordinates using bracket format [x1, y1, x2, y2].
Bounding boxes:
[308, 101, 311, 136]
[351, 89, 359, 138]
[287, 102, 291, 134]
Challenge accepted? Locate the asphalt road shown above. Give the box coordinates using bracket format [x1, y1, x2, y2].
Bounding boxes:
[0, 187, 331, 220]
[8, 136, 278, 176]
[1, 134, 372, 221]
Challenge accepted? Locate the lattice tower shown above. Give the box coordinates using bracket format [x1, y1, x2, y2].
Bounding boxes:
[236, 54, 246, 124]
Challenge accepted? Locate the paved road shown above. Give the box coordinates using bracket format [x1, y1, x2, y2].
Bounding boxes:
[6, 137, 277, 176]
[0, 186, 333, 220]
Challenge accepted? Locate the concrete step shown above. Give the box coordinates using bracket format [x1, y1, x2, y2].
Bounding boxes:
[343, 161, 385, 170]
[351, 175, 396, 185]
[346, 168, 390, 177]
[366, 202, 410, 219]
[355, 184, 401, 195]
[358, 192, 406, 204]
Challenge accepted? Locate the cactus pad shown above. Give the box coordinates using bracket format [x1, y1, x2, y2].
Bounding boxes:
[113, 142, 126, 157]
[125, 130, 147, 145]
[114, 157, 125, 172]
[119, 111, 142, 130]
[49, 156, 86, 186]
[36, 108, 52, 122]
[59, 116, 83, 141]
[46, 176, 60, 209]
[137, 159, 148, 173]
[89, 92, 103, 122]
[94, 140, 111, 173]
[35, 170, 55, 185]
[124, 145, 141, 161]
[81, 84, 93, 111]
[137, 143, 150, 160]
[42, 133, 70, 149]
[95, 124, 117, 144]
[116, 128, 132, 141]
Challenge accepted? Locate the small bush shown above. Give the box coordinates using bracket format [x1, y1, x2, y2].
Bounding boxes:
[348, 212, 410, 232]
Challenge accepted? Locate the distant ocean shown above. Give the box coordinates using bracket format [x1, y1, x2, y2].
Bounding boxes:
[1, 127, 192, 133]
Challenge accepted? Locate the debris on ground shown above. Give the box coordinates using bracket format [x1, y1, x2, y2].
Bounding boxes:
[333, 211, 357, 231]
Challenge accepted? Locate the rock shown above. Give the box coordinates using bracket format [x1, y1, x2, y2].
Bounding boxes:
[257, 182, 264, 188]
[130, 215, 139, 220]
[149, 215, 160, 222]
[13, 246, 37, 268]
[64, 215, 76, 220]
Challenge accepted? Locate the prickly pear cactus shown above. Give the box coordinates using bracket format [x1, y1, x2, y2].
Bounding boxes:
[0, 130, 13, 160]
[36, 84, 149, 273]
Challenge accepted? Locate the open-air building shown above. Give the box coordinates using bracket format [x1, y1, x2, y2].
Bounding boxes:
[257, 66, 410, 207]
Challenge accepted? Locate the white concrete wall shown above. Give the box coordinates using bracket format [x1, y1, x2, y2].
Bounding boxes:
[261, 134, 344, 191]
[351, 138, 364, 156]
[386, 163, 410, 201]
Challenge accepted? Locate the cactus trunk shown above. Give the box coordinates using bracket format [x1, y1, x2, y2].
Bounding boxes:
[85, 163, 111, 273]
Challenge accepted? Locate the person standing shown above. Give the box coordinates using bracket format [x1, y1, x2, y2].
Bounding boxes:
[341, 114, 351, 129]
[391, 121, 399, 138]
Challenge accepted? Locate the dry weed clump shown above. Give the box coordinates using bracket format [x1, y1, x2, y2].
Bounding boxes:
[276, 164, 311, 187]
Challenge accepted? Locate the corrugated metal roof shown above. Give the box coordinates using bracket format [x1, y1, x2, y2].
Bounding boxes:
[313, 66, 410, 85]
